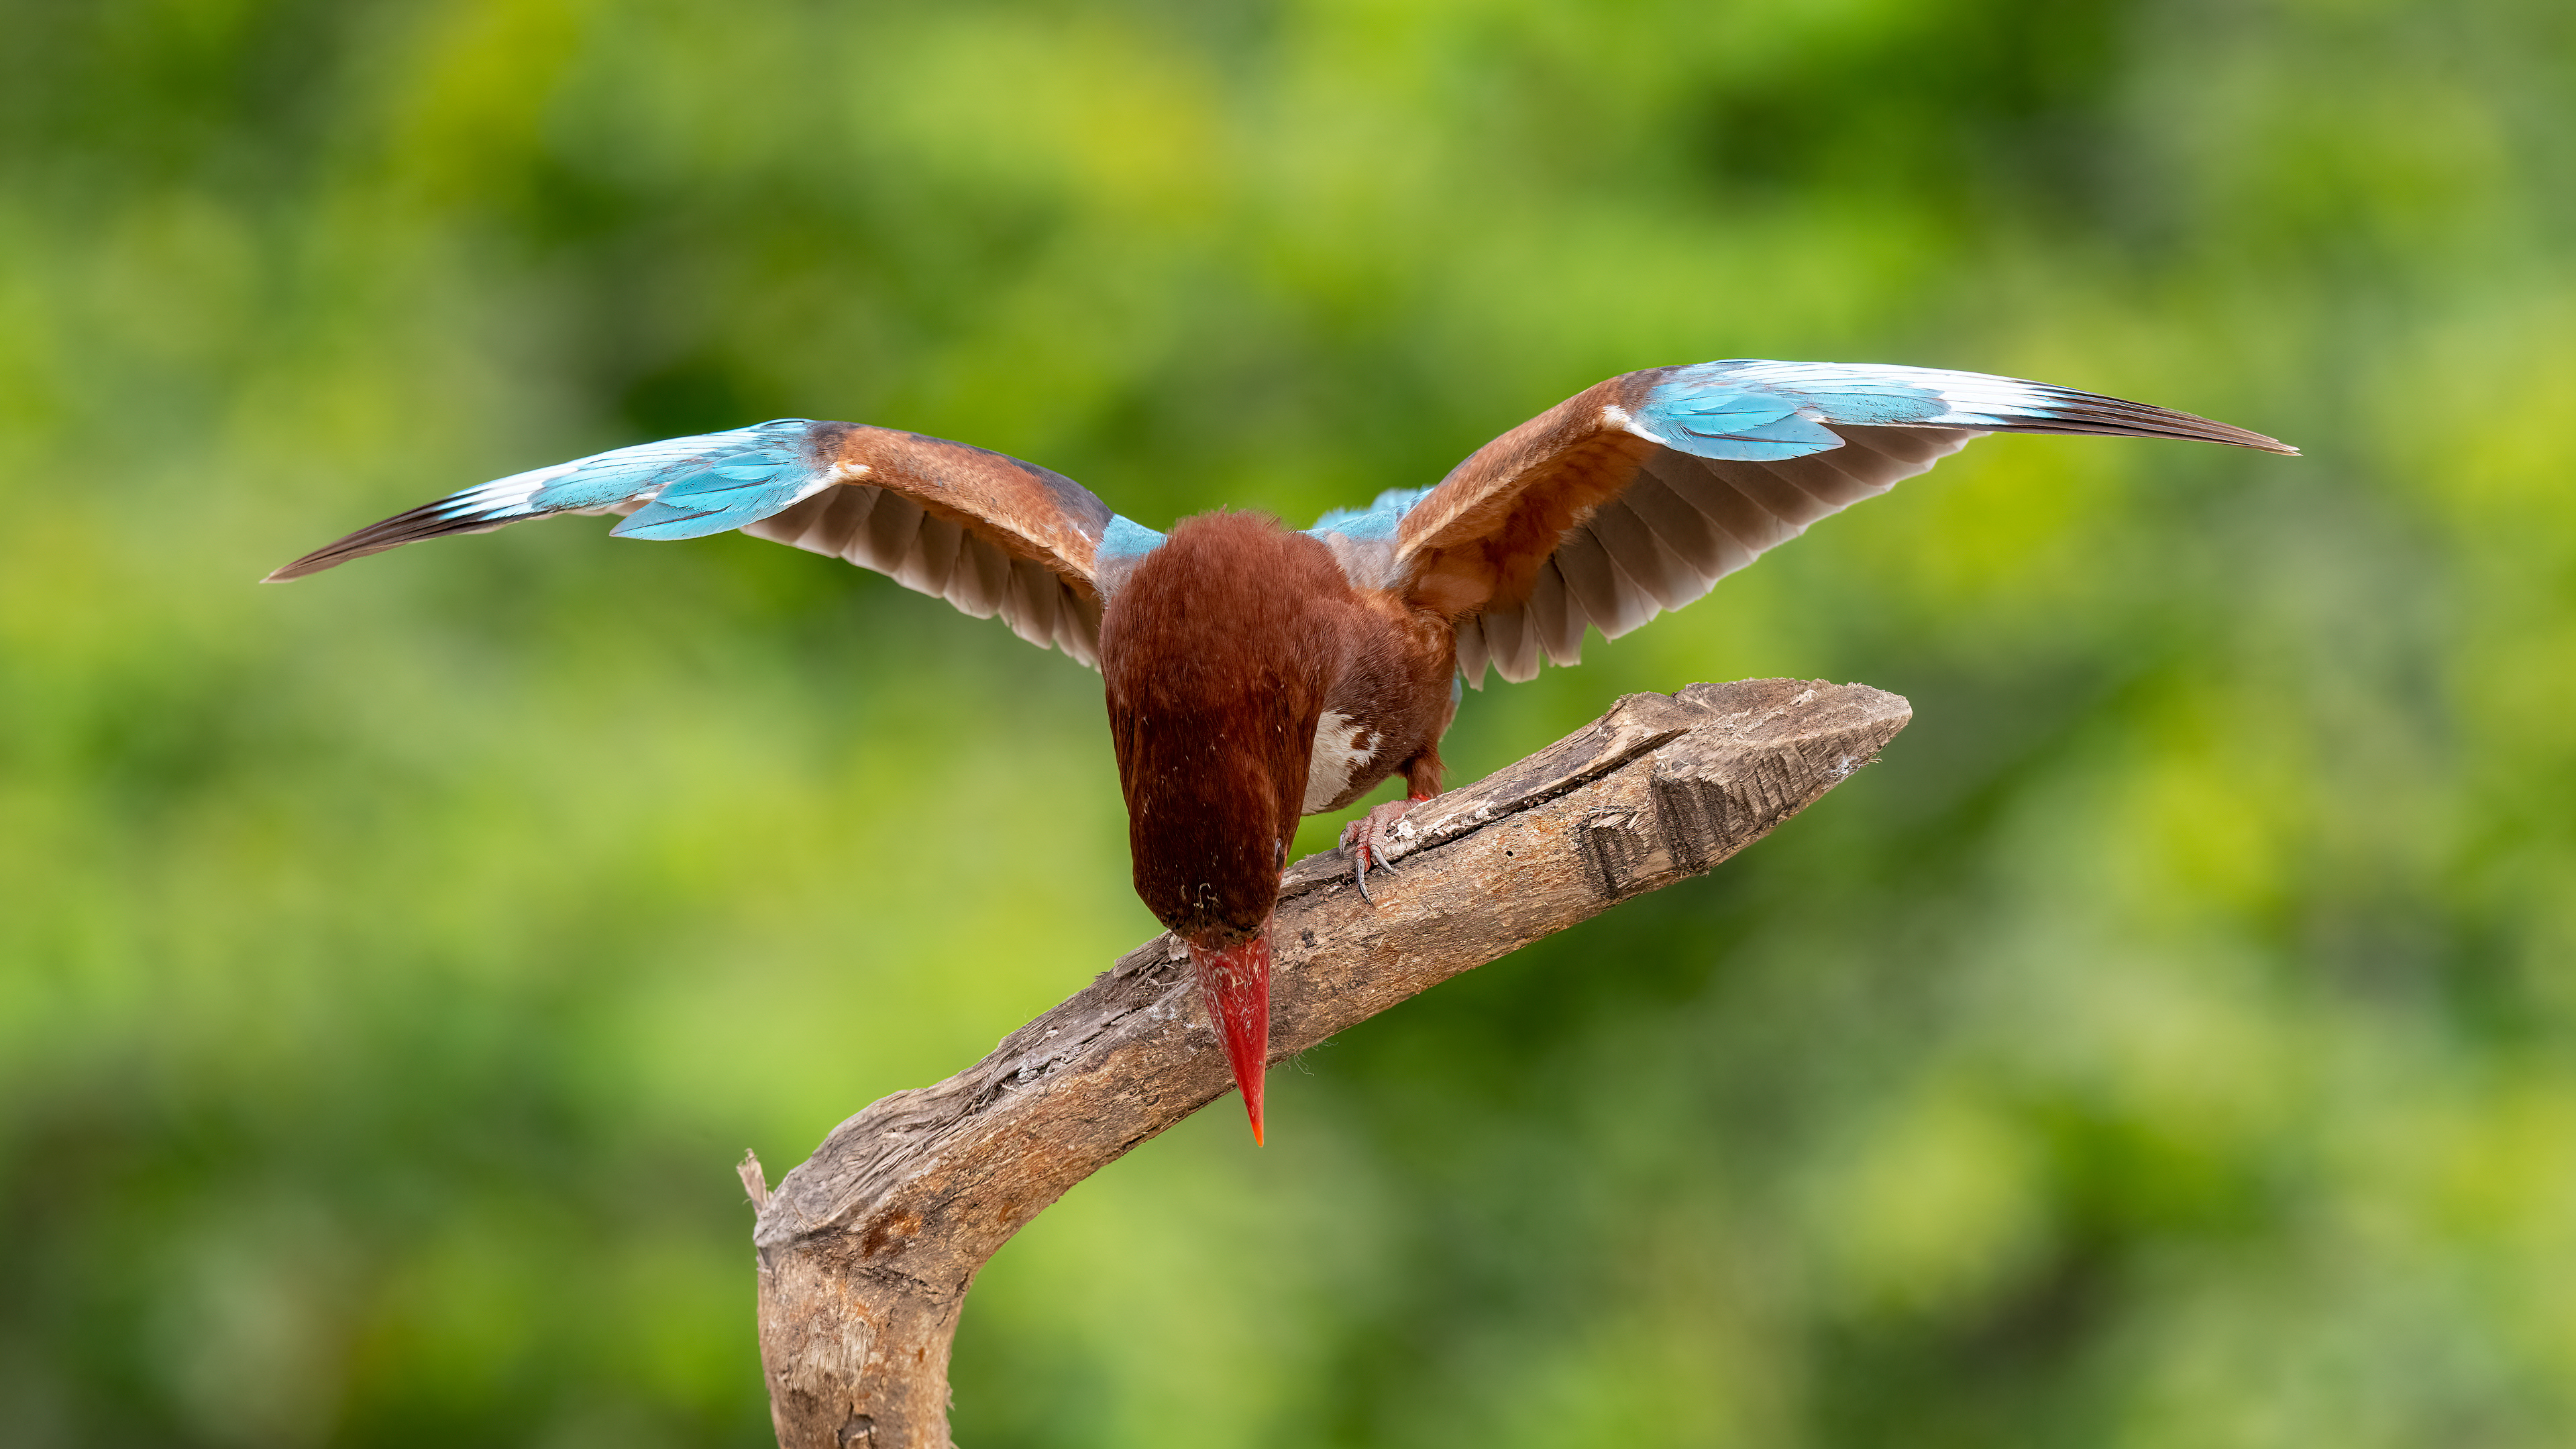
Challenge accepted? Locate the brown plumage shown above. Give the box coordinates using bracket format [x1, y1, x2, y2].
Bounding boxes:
[265, 358, 2296, 1141]
[1098, 513, 1457, 1139]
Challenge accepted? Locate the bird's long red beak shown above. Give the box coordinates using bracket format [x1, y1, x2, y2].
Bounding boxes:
[1186, 928, 1273, 1144]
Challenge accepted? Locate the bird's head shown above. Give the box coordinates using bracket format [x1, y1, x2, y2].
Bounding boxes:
[1117, 720, 1303, 945]
[1113, 702, 1309, 1144]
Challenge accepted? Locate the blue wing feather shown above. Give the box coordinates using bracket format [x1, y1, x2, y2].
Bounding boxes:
[588, 423, 836, 539]
[1099, 514, 1169, 561]
[415, 420, 839, 533]
[1308, 486, 1434, 543]
[1634, 364, 1951, 462]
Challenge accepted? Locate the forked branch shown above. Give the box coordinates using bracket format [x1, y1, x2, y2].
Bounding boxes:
[747, 678, 1912, 1448]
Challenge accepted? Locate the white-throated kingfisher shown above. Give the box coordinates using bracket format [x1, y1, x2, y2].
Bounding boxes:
[270, 359, 2294, 1142]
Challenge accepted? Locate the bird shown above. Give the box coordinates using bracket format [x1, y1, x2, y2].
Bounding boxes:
[269, 358, 2294, 1142]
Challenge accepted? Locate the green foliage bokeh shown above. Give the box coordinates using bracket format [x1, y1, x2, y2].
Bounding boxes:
[4, 1, 2573, 1444]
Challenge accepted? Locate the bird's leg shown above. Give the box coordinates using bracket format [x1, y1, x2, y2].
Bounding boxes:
[1342, 754, 1443, 902]
[1340, 792, 1431, 903]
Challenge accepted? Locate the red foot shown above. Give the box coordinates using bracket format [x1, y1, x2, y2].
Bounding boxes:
[1340, 795, 1427, 904]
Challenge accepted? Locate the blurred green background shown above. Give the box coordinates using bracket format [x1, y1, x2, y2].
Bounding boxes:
[5, 0, 2573, 1444]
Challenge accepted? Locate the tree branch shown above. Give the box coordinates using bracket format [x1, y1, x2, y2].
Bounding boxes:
[747, 678, 1911, 1448]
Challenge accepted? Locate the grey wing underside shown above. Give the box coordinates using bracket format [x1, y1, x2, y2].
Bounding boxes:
[1456, 425, 1978, 685]
[608, 485, 1106, 667]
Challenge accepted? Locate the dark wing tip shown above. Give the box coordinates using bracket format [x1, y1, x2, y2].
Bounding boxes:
[262, 503, 519, 582]
[2021, 386, 2299, 455]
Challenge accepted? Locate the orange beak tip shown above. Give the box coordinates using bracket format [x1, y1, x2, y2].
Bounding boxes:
[1241, 1081, 1267, 1146]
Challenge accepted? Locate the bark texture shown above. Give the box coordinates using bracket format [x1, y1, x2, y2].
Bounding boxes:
[750, 678, 1912, 1447]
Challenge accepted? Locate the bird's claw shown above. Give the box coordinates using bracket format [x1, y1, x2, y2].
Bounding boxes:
[1352, 845, 1397, 902]
[1341, 798, 1421, 906]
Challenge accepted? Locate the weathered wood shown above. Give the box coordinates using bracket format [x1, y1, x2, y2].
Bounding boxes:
[749, 678, 1911, 1447]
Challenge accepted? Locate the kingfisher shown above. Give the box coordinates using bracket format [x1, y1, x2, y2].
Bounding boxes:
[271, 359, 2293, 1142]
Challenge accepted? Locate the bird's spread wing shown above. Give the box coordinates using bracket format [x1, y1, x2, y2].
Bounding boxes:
[268, 419, 1159, 667]
[1362, 360, 2295, 686]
